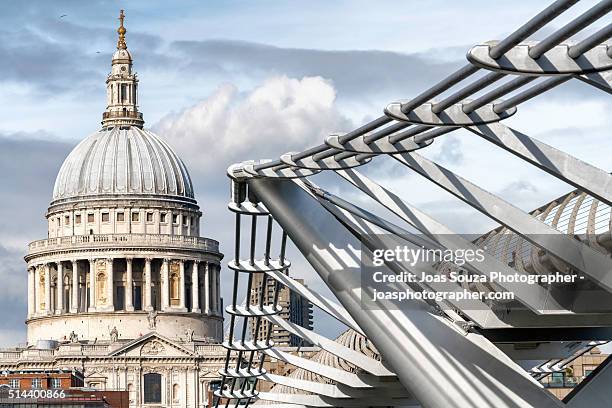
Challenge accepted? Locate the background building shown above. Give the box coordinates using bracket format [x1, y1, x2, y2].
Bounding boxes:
[249, 274, 313, 347]
[0, 369, 129, 407]
[0, 368, 84, 390]
[540, 347, 610, 400]
[0, 11, 228, 408]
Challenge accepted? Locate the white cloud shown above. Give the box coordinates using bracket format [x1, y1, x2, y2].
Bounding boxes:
[153, 76, 352, 174]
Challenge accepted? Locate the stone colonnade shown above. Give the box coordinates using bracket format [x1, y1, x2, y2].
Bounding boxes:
[27, 257, 221, 318]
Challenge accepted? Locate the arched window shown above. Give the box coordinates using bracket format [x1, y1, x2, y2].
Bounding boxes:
[143, 373, 162, 403]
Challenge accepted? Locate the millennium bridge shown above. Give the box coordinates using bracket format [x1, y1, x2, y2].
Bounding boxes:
[216, 1, 612, 407]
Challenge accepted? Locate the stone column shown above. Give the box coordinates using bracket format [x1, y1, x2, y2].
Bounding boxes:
[125, 257, 134, 311]
[183, 368, 188, 408]
[34, 266, 40, 315]
[71, 260, 78, 313]
[134, 367, 141, 406]
[88, 259, 96, 312]
[44, 263, 51, 315]
[193, 367, 199, 408]
[161, 258, 169, 311]
[56, 262, 64, 315]
[144, 258, 153, 311]
[107, 258, 114, 311]
[210, 264, 216, 315]
[27, 267, 34, 318]
[203, 381, 208, 407]
[179, 260, 186, 311]
[169, 210, 174, 236]
[204, 262, 210, 314]
[215, 264, 221, 315]
[164, 368, 170, 405]
[191, 261, 200, 313]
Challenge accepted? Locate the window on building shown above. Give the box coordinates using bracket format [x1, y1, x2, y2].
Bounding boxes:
[173, 214, 179, 224]
[50, 378, 61, 389]
[65, 215, 70, 226]
[146, 212, 154, 222]
[31, 378, 42, 389]
[87, 213, 94, 223]
[143, 373, 162, 403]
[116, 212, 125, 222]
[102, 212, 109, 222]
[75, 214, 82, 224]
[8, 379, 19, 389]
[56, 218, 61, 227]
[160, 213, 167, 223]
[548, 372, 564, 388]
[132, 212, 140, 222]
[183, 215, 188, 226]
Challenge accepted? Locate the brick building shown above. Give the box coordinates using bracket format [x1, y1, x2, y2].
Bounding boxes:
[540, 347, 610, 400]
[0, 369, 83, 390]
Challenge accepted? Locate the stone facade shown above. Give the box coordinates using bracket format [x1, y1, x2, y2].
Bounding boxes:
[0, 11, 229, 408]
[0, 334, 228, 407]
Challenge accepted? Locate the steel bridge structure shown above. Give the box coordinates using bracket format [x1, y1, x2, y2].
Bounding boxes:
[216, 1, 612, 407]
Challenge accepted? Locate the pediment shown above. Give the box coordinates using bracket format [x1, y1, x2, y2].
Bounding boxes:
[108, 332, 195, 358]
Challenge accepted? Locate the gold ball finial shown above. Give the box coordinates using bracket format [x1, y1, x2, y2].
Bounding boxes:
[117, 9, 127, 50]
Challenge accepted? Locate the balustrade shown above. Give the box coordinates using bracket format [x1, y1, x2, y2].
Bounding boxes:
[28, 233, 219, 255]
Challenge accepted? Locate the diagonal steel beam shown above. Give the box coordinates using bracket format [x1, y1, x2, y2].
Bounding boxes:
[265, 314, 394, 376]
[260, 373, 409, 399]
[333, 168, 566, 315]
[576, 69, 612, 94]
[308, 190, 511, 328]
[467, 122, 612, 206]
[262, 348, 382, 389]
[394, 151, 612, 293]
[257, 392, 419, 407]
[265, 270, 363, 335]
[259, 373, 366, 399]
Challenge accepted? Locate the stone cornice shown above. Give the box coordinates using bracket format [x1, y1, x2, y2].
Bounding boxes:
[47, 196, 201, 216]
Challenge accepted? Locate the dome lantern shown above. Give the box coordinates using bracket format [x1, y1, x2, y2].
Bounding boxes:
[102, 9, 144, 128]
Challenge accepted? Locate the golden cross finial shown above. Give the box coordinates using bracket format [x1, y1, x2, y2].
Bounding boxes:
[117, 9, 127, 50]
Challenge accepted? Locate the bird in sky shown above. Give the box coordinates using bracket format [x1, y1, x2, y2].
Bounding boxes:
[59, 14, 67, 18]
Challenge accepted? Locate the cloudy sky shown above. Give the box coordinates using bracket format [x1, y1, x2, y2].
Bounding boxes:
[0, 1, 610, 347]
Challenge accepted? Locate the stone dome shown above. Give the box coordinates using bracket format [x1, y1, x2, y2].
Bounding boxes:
[51, 126, 194, 205]
[112, 48, 132, 62]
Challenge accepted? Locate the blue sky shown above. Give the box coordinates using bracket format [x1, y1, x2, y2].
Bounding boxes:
[0, 1, 611, 347]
